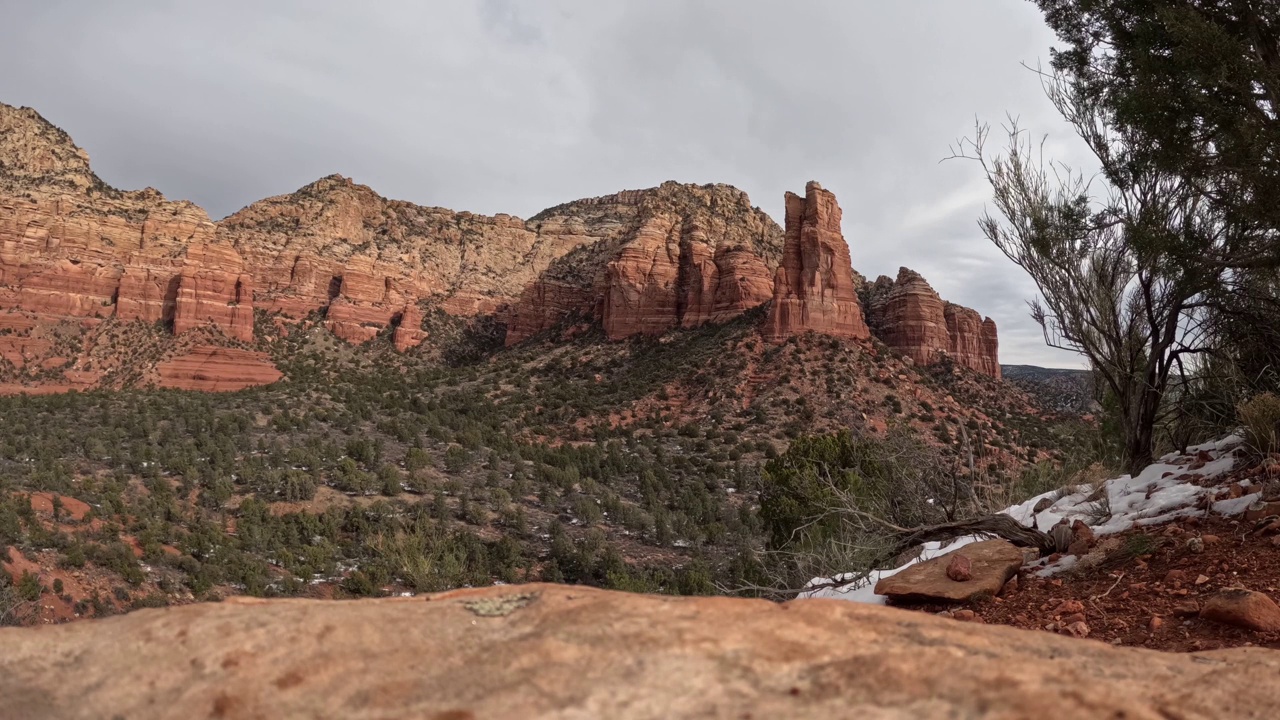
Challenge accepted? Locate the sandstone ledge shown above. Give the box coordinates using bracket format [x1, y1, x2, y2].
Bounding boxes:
[1, 583, 1277, 719]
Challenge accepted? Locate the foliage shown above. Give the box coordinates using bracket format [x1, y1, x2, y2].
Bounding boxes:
[1012, 0, 1280, 470]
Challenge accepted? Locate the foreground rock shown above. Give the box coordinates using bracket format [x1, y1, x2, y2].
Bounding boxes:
[1201, 589, 1280, 633]
[3, 584, 1277, 719]
[875, 539, 1025, 603]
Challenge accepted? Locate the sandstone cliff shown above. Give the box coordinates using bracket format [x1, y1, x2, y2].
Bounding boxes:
[0, 102, 1005, 391]
[765, 182, 870, 342]
[864, 267, 1001, 377]
[509, 182, 783, 344]
[0, 583, 1276, 719]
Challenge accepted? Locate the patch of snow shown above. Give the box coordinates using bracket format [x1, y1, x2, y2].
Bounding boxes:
[1035, 555, 1078, 578]
[804, 432, 1244, 603]
[1211, 495, 1258, 517]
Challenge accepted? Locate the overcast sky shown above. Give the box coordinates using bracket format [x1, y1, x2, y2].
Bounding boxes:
[0, 0, 1093, 367]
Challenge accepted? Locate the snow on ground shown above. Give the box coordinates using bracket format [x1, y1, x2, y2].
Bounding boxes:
[803, 434, 1247, 603]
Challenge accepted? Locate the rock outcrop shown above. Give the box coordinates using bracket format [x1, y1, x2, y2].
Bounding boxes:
[2, 583, 1278, 719]
[392, 302, 427, 352]
[515, 182, 784, 344]
[153, 346, 283, 392]
[0, 104, 790, 389]
[866, 267, 949, 365]
[864, 267, 1002, 377]
[765, 182, 870, 342]
[981, 316, 1001, 378]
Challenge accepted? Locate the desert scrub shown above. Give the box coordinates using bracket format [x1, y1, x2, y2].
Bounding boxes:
[1238, 393, 1280, 455]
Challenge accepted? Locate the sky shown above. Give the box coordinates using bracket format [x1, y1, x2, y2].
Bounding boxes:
[0, 0, 1093, 368]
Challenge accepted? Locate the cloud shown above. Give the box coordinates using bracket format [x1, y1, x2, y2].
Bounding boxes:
[0, 0, 1090, 367]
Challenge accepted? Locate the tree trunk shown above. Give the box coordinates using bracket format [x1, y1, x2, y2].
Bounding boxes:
[1124, 384, 1162, 476]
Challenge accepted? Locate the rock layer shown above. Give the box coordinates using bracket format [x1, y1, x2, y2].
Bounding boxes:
[1, 583, 1278, 719]
[868, 267, 949, 365]
[153, 346, 283, 392]
[765, 182, 870, 342]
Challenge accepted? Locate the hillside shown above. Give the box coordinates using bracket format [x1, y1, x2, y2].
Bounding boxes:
[1001, 364, 1096, 415]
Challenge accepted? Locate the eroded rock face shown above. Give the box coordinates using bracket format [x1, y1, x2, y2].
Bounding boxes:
[863, 266, 1001, 377]
[1, 104, 785, 388]
[1, 583, 1278, 720]
[517, 182, 784, 344]
[868, 267, 949, 365]
[981, 317, 1001, 378]
[172, 244, 255, 343]
[765, 182, 870, 342]
[392, 303, 427, 353]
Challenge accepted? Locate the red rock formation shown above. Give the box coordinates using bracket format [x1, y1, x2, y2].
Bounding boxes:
[510, 182, 783, 345]
[765, 182, 870, 342]
[154, 345, 282, 392]
[870, 267, 949, 365]
[980, 317, 1001, 378]
[944, 302, 985, 372]
[393, 303, 427, 352]
[504, 280, 598, 345]
[863, 267, 1002, 378]
[945, 302, 1003, 377]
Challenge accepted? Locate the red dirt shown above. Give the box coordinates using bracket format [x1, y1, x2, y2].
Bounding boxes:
[907, 512, 1280, 653]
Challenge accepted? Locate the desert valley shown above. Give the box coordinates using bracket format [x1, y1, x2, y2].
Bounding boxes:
[3, 0, 1280, 717]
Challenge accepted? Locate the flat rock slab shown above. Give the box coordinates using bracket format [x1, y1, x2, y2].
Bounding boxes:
[3, 583, 1280, 719]
[876, 539, 1025, 603]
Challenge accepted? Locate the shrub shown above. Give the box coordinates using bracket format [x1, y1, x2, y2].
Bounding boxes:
[1238, 393, 1280, 455]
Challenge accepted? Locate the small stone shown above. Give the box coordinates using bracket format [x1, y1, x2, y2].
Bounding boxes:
[1070, 520, 1097, 548]
[951, 609, 977, 622]
[1172, 600, 1200, 617]
[1053, 600, 1085, 616]
[946, 554, 973, 582]
[1062, 621, 1091, 638]
[1148, 616, 1163, 631]
[1044, 623, 1058, 632]
[1200, 589, 1280, 632]
[1061, 613, 1087, 626]
[1067, 539, 1091, 557]
[1195, 575, 1210, 586]
[1164, 570, 1187, 585]
[1201, 535, 1221, 546]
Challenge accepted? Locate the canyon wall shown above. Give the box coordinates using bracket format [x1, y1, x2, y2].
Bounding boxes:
[0, 102, 1001, 391]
